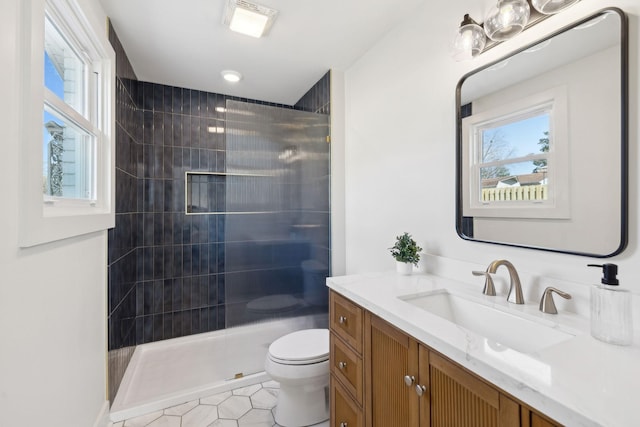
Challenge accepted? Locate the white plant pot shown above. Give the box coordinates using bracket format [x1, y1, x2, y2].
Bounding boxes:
[396, 261, 413, 275]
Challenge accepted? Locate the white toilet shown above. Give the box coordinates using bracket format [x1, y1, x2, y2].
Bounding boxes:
[264, 328, 330, 427]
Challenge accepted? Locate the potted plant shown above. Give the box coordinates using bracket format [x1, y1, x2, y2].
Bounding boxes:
[389, 232, 422, 275]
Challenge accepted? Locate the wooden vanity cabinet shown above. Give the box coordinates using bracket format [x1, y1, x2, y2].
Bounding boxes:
[329, 290, 562, 427]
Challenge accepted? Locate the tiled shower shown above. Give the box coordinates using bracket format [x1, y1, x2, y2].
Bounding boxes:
[107, 24, 331, 401]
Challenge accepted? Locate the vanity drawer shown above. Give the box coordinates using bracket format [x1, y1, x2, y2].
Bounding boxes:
[330, 291, 363, 354]
[331, 376, 364, 427]
[330, 332, 363, 405]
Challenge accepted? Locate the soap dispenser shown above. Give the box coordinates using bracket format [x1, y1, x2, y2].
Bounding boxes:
[588, 263, 633, 346]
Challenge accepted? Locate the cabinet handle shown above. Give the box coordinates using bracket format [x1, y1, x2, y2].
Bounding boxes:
[340, 423, 348, 427]
[338, 361, 347, 370]
[404, 375, 415, 386]
[415, 384, 427, 397]
[338, 316, 348, 325]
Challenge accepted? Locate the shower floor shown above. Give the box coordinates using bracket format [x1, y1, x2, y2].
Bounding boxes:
[111, 316, 325, 422]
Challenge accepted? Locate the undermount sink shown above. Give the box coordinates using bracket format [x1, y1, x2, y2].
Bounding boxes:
[399, 290, 574, 354]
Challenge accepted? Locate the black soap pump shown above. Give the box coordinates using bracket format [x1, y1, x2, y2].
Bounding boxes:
[587, 263, 632, 345]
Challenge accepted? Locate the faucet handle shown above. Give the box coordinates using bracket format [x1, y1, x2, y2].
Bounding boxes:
[539, 287, 572, 314]
[472, 271, 496, 296]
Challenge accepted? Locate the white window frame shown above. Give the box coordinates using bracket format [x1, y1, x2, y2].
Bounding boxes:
[19, 0, 115, 247]
[462, 87, 570, 219]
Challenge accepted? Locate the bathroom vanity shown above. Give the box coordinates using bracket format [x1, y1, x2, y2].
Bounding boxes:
[327, 272, 640, 427]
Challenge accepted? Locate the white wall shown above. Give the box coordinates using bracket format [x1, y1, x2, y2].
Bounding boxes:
[0, 0, 110, 426]
[344, 0, 640, 294]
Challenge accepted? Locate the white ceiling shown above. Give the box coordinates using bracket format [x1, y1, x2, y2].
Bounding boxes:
[100, 0, 426, 105]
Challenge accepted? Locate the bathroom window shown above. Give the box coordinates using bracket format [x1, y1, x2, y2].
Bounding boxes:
[462, 87, 570, 219]
[19, 0, 115, 246]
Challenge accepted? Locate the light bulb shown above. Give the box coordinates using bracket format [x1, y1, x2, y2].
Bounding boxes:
[484, 0, 530, 42]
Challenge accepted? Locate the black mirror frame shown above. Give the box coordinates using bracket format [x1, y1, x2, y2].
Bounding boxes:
[455, 7, 628, 258]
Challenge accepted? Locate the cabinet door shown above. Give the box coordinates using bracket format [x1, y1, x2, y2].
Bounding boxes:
[332, 377, 364, 427]
[429, 352, 520, 427]
[365, 313, 420, 427]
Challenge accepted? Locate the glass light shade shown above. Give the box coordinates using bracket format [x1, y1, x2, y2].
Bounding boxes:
[531, 0, 580, 15]
[451, 16, 487, 61]
[484, 0, 530, 41]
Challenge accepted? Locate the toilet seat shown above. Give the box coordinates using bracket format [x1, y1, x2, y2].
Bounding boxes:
[268, 329, 329, 365]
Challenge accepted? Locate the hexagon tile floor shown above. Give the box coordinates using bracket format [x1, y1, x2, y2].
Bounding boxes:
[109, 380, 289, 427]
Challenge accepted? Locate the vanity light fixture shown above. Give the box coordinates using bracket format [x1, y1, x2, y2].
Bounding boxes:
[484, 0, 530, 41]
[223, 0, 278, 38]
[451, 0, 581, 61]
[451, 14, 487, 62]
[531, 0, 580, 15]
[221, 69, 242, 83]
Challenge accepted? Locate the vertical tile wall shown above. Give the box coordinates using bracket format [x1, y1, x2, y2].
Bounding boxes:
[107, 21, 141, 402]
[107, 22, 331, 401]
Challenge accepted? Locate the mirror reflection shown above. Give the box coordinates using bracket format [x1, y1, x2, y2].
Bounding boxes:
[456, 8, 627, 257]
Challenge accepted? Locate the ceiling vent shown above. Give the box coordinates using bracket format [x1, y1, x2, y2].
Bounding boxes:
[223, 0, 279, 38]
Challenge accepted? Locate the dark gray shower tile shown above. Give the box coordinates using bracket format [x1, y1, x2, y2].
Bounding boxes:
[216, 152, 225, 172]
[190, 148, 199, 171]
[163, 279, 173, 312]
[142, 81, 154, 111]
[153, 145, 164, 178]
[143, 315, 153, 343]
[153, 180, 164, 213]
[153, 213, 164, 245]
[163, 312, 173, 339]
[163, 86, 172, 112]
[152, 314, 163, 342]
[182, 89, 191, 115]
[182, 244, 193, 276]
[163, 246, 174, 279]
[153, 84, 163, 112]
[163, 179, 174, 213]
[153, 280, 163, 314]
[182, 277, 192, 310]
[163, 213, 173, 247]
[191, 309, 201, 334]
[182, 215, 192, 244]
[172, 245, 183, 277]
[183, 148, 192, 171]
[200, 307, 211, 332]
[173, 311, 183, 338]
[143, 213, 154, 246]
[208, 274, 217, 306]
[191, 244, 201, 276]
[182, 311, 192, 336]
[143, 282, 152, 315]
[172, 114, 183, 147]
[153, 246, 165, 279]
[189, 117, 200, 147]
[172, 86, 182, 114]
[163, 146, 173, 180]
[142, 247, 153, 281]
[206, 93, 217, 117]
[152, 112, 164, 146]
[171, 149, 183, 180]
[216, 305, 225, 331]
[175, 179, 185, 213]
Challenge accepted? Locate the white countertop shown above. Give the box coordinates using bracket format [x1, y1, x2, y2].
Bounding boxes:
[327, 271, 640, 427]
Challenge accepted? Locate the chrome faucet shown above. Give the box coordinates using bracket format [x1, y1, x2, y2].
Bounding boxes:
[486, 260, 524, 304]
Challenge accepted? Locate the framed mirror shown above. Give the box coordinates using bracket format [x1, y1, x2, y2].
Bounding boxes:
[456, 8, 628, 258]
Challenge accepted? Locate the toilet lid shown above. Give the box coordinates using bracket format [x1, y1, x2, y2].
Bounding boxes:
[268, 329, 329, 365]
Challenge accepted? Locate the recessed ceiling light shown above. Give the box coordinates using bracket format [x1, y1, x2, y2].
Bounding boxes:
[221, 70, 242, 83]
[223, 0, 278, 38]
